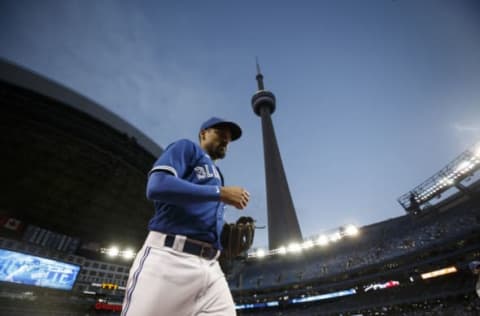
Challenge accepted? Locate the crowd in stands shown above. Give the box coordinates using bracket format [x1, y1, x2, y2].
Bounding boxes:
[231, 195, 480, 315]
[236, 269, 480, 315]
[230, 200, 480, 291]
[239, 294, 480, 316]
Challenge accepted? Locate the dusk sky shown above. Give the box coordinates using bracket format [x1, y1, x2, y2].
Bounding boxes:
[1, 0, 480, 249]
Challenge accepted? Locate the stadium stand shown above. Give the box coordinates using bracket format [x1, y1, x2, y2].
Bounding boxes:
[230, 188, 480, 315]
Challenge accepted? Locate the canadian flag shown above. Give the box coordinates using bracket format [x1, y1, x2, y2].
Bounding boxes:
[3, 217, 23, 231]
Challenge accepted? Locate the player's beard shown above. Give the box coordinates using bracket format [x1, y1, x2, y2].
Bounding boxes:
[211, 144, 227, 160]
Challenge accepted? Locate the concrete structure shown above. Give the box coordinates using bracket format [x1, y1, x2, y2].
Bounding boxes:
[251, 63, 302, 250]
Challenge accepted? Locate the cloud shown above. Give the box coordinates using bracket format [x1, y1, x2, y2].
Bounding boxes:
[453, 123, 480, 133]
[0, 1, 226, 147]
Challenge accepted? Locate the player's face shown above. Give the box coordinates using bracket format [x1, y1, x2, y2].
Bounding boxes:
[202, 127, 232, 160]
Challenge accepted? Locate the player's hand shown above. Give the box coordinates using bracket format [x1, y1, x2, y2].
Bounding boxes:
[220, 186, 250, 210]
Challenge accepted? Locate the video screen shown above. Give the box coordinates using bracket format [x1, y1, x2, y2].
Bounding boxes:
[0, 248, 80, 290]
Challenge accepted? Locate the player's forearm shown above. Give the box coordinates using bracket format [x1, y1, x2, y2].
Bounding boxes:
[146, 172, 220, 206]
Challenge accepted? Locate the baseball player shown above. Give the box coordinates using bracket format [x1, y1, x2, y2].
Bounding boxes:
[121, 117, 250, 316]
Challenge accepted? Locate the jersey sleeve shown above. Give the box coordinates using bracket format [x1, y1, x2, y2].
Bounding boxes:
[146, 172, 221, 206]
[148, 139, 196, 179]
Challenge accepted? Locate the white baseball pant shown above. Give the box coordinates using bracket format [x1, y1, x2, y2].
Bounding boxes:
[121, 231, 236, 316]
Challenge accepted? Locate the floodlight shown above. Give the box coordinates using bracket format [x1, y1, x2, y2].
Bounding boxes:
[329, 232, 342, 242]
[287, 243, 302, 253]
[278, 246, 287, 255]
[256, 249, 266, 258]
[439, 177, 453, 185]
[122, 249, 135, 259]
[302, 240, 314, 249]
[345, 225, 359, 236]
[455, 161, 472, 173]
[317, 235, 329, 246]
[107, 247, 119, 257]
[398, 141, 480, 212]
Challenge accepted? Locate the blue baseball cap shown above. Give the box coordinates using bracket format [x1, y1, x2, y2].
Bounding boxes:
[200, 117, 242, 141]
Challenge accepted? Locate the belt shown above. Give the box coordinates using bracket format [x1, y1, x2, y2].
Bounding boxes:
[164, 234, 219, 260]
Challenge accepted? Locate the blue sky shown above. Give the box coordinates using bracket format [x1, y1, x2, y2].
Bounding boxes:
[1, 0, 479, 249]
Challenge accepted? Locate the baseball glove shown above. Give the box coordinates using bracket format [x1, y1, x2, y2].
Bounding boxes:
[220, 216, 255, 260]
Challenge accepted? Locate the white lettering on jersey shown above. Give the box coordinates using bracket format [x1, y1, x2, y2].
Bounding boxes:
[194, 166, 207, 179]
[204, 164, 214, 177]
[212, 165, 220, 179]
[194, 164, 221, 181]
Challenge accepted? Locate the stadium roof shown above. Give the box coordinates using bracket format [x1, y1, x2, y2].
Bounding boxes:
[0, 58, 163, 249]
[0, 58, 162, 158]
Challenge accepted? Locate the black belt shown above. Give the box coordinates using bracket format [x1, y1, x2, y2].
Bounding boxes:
[164, 235, 218, 260]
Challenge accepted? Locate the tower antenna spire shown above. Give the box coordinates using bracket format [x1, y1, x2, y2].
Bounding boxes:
[255, 57, 265, 90]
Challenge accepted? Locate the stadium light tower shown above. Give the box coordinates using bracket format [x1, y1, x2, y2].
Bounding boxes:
[398, 142, 480, 213]
[251, 60, 303, 250]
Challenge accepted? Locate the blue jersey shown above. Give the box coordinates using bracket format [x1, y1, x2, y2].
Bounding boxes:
[147, 139, 226, 249]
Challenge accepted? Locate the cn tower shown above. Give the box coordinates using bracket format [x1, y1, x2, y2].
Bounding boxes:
[251, 61, 303, 250]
